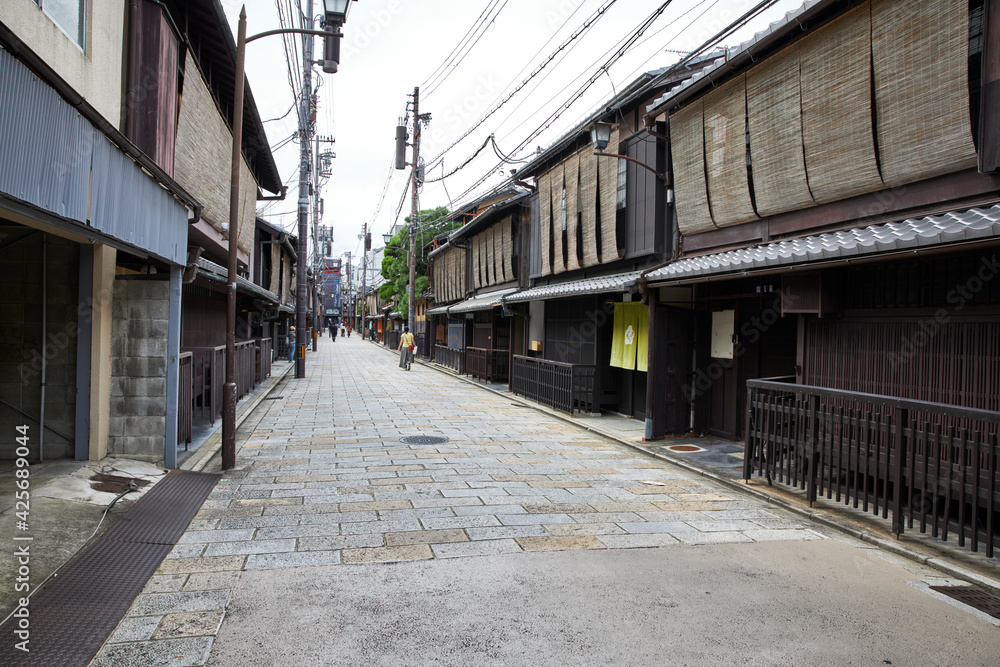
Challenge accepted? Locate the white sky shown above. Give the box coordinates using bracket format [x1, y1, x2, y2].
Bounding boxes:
[223, 0, 804, 266]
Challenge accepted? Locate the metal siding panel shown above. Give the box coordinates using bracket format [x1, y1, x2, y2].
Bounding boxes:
[0, 48, 92, 221]
[91, 133, 187, 264]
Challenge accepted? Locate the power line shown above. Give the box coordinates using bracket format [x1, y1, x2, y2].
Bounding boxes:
[425, 0, 618, 170]
[454, 0, 679, 205]
[421, 0, 508, 99]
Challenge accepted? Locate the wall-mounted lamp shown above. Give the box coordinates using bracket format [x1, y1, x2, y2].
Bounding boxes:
[589, 121, 669, 185]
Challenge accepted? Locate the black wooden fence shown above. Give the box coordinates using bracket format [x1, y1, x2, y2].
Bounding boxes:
[435, 345, 465, 374]
[744, 378, 1000, 559]
[511, 355, 596, 414]
[466, 347, 510, 384]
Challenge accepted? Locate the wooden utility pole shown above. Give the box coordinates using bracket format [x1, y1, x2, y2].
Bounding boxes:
[408, 87, 420, 333]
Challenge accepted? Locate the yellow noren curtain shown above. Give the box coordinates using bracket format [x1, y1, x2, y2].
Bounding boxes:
[610, 302, 648, 371]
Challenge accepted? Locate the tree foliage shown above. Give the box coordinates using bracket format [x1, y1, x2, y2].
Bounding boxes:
[379, 206, 454, 317]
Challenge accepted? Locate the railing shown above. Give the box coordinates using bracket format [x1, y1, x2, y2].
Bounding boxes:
[388, 330, 400, 351]
[187, 345, 225, 425]
[466, 347, 510, 384]
[744, 379, 1000, 559]
[177, 352, 193, 449]
[511, 355, 596, 414]
[415, 332, 428, 358]
[435, 345, 465, 374]
[185, 341, 263, 426]
[257, 337, 272, 382]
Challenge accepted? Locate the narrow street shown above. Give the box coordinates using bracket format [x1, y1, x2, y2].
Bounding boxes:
[93, 336, 1000, 666]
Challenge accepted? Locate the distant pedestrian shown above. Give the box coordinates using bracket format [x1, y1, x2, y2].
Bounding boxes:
[287, 326, 295, 362]
[330, 322, 337, 342]
[398, 326, 415, 370]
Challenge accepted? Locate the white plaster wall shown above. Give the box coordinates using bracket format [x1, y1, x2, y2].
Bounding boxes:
[0, 0, 125, 129]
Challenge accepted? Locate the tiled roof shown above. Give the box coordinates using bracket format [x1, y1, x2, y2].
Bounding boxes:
[504, 272, 642, 303]
[427, 287, 519, 315]
[644, 205, 1000, 284]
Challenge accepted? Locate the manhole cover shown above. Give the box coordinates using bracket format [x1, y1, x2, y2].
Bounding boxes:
[667, 444, 705, 453]
[400, 435, 449, 445]
[930, 586, 1000, 620]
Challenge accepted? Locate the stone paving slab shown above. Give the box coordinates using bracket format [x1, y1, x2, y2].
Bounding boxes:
[97, 337, 826, 666]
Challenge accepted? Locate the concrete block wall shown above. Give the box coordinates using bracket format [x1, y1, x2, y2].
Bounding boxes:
[0, 230, 78, 459]
[109, 279, 169, 462]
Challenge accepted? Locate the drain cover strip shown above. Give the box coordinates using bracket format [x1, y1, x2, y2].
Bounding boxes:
[0, 469, 220, 666]
[400, 435, 450, 445]
[929, 585, 1000, 620]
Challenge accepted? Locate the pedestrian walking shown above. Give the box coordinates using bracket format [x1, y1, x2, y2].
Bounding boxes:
[287, 326, 295, 363]
[330, 322, 337, 342]
[398, 326, 415, 370]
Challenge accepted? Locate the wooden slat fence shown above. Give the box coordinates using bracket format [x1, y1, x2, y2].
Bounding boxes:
[178, 352, 192, 449]
[745, 379, 1000, 559]
[435, 345, 465, 374]
[511, 355, 596, 414]
[466, 347, 510, 384]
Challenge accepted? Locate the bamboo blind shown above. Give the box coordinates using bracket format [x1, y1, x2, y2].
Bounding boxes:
[871, 0, 978, 187]
[486, 225, 503, 285]
[485, 225, 494, 286]
[490, 221, 503, 285]
[747, 46, 816, 216]
[564, 154, 581, 271]
[801, 3, 884, 203]
[599, 126, 621, 262]
[579, 145, 600, 267]
[472, 233, 482, 289]
[501, 215, 513, 282]
[671, 99, 716, 235]
[539, 169, 552, 276]
[492, 221, 503, 283]
[553, 167, 567, 275]
[704, 74, 758, 227]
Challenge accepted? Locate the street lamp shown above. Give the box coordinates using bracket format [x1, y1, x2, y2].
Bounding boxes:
[590, 120, 669, 184]
[222, 3, 355, 470]
[321, 0, 353, 73]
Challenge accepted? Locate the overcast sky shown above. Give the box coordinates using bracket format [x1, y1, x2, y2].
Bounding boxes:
[224, 0, 803, 265]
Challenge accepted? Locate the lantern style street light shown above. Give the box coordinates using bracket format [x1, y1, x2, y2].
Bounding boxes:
[590, 120, 668, 184]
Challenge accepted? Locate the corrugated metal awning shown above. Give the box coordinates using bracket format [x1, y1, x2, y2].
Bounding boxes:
[645, 205, 1000, 285]
[504, 272, 641, 303]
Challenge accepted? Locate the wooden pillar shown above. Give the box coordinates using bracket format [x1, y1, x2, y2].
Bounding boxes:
[89, 244, 116, 461]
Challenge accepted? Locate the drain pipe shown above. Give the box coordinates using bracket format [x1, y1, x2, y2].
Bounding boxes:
[39, 234, 46, 462]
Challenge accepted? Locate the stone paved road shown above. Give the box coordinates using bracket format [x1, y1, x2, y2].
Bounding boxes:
[91, 336, 1000, 666]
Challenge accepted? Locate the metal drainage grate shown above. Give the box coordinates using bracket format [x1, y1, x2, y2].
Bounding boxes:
[930, 586, 1000, 620]
[400, 435, 449, 445]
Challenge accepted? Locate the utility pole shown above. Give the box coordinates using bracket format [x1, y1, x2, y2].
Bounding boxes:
[295, 0, 316, 378]
[360, 222, 368, 339]
[408, 86, 420, 333]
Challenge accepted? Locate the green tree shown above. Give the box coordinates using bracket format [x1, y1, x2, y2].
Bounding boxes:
[379, 206, 454, 317]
